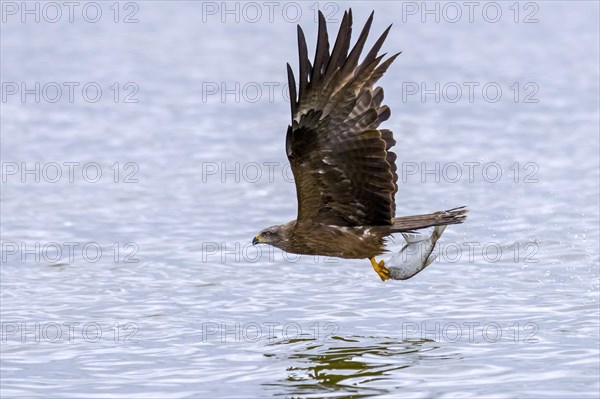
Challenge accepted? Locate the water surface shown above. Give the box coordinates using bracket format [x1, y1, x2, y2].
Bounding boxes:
[1, 1, 599, 398]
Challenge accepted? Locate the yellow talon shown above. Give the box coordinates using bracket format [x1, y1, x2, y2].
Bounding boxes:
[370, 257, 390, 281]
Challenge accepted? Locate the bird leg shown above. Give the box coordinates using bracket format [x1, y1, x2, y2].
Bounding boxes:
[369, 257, 390, 281]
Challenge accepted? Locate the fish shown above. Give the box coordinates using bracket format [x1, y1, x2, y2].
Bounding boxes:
[385, 225, 446, 280]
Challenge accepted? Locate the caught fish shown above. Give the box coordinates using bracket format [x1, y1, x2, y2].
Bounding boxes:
[385, 225, 447, 280]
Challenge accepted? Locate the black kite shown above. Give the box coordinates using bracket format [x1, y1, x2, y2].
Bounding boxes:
[253, 9, 467, 281]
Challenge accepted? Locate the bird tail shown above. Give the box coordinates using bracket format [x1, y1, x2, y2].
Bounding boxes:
[387, 206, 467, 233]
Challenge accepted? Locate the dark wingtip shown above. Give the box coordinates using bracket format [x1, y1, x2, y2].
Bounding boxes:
[318, 9, 325, 22]
[296, 24, 306, 42]
[311, 8, 329, 82]
[381, 24, 392, 40]
[286, 63, 297, 118]
[296, 24, 309, 97]
[388, 53, 402, 69]
[386, 51, 402, 64]
[342, 10, 374, 73]
[366, 10, 375, 26]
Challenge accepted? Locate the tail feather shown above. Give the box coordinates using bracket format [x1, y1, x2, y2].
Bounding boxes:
[387, 206, 467, 233]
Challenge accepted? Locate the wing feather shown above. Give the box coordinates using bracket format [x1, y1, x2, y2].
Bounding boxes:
[286, 9, 400, 227]
[297, 26, 310, 99]
[325, 11, 352, 76]
[311, 12, 329, 83]
[341, 11, 374, 76]
[286, 63, 297, 118]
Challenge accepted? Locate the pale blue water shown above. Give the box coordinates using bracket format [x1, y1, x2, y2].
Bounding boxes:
[1, 1, 599, 398]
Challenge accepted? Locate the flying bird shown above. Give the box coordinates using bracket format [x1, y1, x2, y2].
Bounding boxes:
[253, 9, 467, 281]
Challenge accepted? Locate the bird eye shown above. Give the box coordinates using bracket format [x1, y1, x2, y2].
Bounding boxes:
[263, 231, 271, 237]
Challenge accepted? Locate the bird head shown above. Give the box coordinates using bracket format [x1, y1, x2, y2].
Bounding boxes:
[253, 225, 285, 248]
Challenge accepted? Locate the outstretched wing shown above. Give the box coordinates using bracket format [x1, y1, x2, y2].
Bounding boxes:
[286, 9, 400, 227]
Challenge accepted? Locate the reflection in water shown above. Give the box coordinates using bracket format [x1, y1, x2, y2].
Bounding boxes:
[264, 335, 442, 398]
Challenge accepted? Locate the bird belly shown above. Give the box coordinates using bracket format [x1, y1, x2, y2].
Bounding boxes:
[289, 225, 386, 259]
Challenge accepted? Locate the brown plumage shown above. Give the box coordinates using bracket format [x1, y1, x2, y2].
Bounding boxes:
[253, 9, 467, 280]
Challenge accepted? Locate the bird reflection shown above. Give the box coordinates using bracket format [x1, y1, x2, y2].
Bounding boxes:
[264, 335, 440, 398]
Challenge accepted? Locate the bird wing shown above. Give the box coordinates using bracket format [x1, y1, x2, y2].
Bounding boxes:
[286, 9, 400, 227]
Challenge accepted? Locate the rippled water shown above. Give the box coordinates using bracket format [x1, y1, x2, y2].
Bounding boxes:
[1, 1, 599, 398]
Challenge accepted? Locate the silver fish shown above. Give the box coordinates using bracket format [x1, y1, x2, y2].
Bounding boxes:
[385, 225, 446, 280]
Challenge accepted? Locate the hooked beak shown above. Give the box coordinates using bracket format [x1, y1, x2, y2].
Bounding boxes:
[252, 235, 261, 245]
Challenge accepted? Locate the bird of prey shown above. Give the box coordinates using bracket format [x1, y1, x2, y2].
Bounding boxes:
[252, 9, 467, 281]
